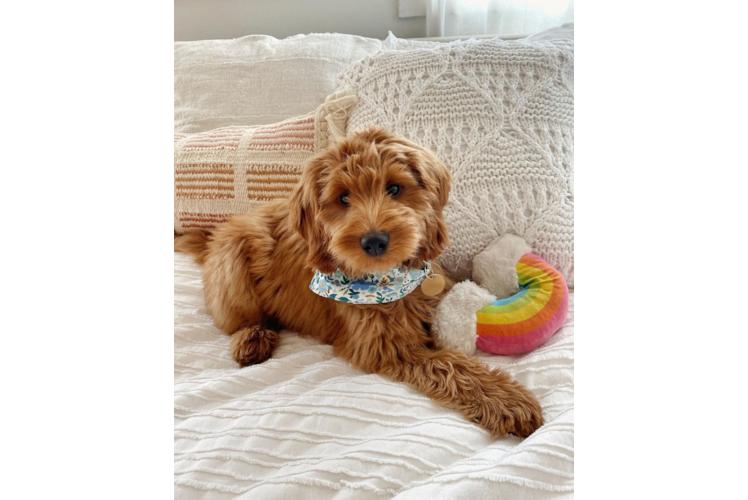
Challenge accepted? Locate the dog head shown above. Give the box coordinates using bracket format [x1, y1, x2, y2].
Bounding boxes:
[290, 127, 451, 276]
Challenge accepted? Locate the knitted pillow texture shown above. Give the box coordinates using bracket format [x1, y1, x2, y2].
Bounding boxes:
[338, 36, 574, 285]
[174, 88, 356, 233]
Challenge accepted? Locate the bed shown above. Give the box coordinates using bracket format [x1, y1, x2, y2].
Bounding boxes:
[174, 26, 574, 498]
[174, 252, 574, 499]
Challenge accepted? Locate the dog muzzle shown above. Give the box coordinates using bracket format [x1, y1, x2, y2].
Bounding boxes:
[309, 261, 439, 304]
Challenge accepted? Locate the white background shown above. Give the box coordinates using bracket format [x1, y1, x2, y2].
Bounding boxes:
[575, 2, 748, 497]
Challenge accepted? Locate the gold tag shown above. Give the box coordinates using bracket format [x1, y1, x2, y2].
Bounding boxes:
[421, 273, 445, 296]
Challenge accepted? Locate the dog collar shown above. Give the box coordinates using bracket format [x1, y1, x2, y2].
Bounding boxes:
[310, 261, 433, 304]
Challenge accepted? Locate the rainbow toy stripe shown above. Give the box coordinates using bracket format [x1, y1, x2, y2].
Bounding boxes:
[476, 253, 569, 355]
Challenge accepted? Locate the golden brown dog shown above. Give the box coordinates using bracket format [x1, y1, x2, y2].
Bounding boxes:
[175, 127, 543, 437]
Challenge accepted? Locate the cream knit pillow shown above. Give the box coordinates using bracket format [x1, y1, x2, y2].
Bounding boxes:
[338, 37, 574, 285]
[174, 88, 356, 233]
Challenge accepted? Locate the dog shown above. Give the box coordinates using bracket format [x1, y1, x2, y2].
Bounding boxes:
[175, 127, 543, 437]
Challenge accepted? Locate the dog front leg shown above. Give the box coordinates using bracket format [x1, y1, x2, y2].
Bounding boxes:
[336, 325, 544, 438]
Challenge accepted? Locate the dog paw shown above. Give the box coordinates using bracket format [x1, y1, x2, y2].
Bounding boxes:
[500, 392, 544, 438]
[470, 384, 544, 438]
[230, 326, 280, 367]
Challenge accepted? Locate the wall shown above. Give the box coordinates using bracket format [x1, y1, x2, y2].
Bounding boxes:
[175, 0, 426, 41]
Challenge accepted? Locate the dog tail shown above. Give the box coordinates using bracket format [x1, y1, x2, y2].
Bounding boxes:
[174, 230, 210, 265]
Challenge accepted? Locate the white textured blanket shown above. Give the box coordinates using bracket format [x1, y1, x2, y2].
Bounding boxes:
[174, 253, 574, 498]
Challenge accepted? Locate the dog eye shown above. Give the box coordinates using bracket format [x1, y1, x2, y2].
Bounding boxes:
[339, 193, 350, 206]
[386, 184, 401, 197]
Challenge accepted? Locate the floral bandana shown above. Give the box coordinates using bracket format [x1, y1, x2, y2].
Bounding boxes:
[309, 261, 433, 304]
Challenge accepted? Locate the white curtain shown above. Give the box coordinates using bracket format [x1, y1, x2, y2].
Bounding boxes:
[424, 0, 574, 37]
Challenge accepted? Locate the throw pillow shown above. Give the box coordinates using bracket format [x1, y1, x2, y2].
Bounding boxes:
[174, 88, 357, 232]
[338, 35, 574, 285]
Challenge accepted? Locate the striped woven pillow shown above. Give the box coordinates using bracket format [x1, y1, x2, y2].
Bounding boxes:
[174, 88, 356, 232]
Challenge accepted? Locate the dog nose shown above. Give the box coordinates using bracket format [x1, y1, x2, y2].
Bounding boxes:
[360, 232, 390, 256]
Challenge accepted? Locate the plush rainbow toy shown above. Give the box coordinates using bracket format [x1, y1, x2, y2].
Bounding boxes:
[476, 253, 569, 355]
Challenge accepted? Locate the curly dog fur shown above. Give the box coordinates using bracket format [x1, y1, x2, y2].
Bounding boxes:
[175, 127, 543, 437]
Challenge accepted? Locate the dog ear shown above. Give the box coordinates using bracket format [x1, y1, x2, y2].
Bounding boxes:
[289, 156, 338, 274]
[419, 207, 450, 262]
[412, 146, 451, 209]
[403, 144, 452, 262]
